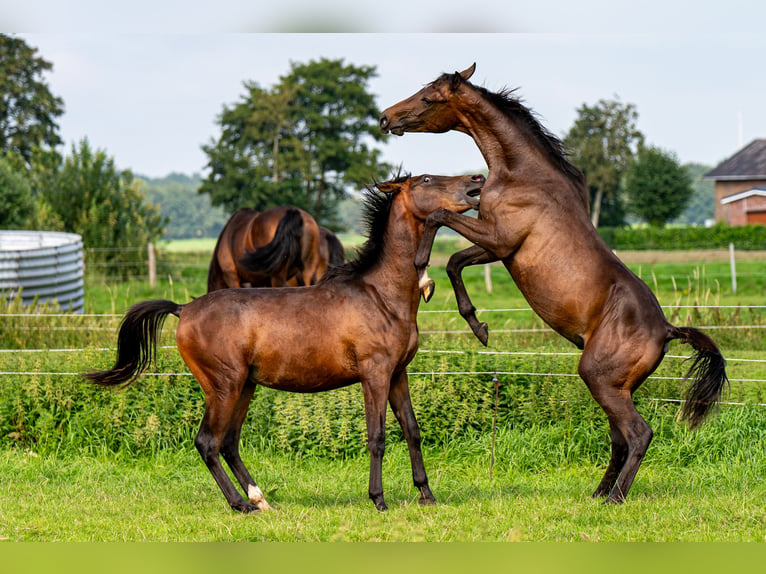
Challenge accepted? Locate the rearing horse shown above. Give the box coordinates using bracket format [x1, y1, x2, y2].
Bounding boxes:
[380, 63, 728, 504]
[85, 172, 483, 513]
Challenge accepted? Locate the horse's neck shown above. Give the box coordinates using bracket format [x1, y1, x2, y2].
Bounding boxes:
[365, 202, 422, 308]
[463, 104, 536, 174]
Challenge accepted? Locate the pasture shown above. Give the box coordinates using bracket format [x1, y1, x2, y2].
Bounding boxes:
[1, 239, 765, 541]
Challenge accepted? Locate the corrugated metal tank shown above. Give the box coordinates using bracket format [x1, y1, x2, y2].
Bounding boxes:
[0, 230, 85, 312]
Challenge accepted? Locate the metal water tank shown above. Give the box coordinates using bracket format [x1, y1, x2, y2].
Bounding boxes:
[0, 230, 85, 312]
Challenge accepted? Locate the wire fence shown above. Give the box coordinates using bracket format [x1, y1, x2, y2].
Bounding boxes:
[2, 305, 765, 407]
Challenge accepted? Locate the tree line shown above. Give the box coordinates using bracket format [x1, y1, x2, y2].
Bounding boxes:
[1, 34, 714, 268]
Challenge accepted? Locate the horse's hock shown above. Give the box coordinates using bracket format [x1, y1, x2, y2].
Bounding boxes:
[0, 230, 85, 313]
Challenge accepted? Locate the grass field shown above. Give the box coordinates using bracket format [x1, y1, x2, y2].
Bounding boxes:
[1, 239, 765, 542]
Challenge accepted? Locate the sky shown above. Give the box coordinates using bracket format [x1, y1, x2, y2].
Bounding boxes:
[6, 2, 766, 180]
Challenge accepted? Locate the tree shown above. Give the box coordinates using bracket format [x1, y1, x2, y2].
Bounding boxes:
[623, 146, 693, 228]
[0, 153, 34, 228]
[41, 139, 167, 276]
[673, 163, 715, 226]
[141, 173, 228, 239]
[0, 34, 64, 168]
[201, 58, 391, 229]
[564, 97, 644, 228]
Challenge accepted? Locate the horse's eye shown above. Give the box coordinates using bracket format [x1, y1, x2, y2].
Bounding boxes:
[423, 176, 431, 183]
[422, 97, 432, 105]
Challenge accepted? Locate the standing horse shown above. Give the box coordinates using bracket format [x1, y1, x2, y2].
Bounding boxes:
[207, 206, 324, 291]
[380, 64, 728, 504]
[320, 226, 346, 268]
[85, 172, 484, 513]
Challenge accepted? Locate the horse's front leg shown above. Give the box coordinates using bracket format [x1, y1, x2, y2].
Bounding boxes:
[388, 370, 435, 505]
[413, 212, 443, 302]
[361, 375, 391, 511]
[446, 245, 499, 346]
[415, 209, 504, 302]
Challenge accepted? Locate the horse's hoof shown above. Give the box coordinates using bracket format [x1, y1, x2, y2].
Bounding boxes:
[476, 322, 489, 346]
[248, 484, 273, 510]
[420, 279, 435, 302]
[232, 501, 260, 513]
[419, 496, 436, 506]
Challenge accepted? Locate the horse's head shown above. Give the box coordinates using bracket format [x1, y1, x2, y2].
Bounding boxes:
[375, 172, 483, 220]
[379, 63, 476, 136]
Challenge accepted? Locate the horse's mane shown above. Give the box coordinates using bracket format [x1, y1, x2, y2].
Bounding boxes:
[317, 177, 402, 283]
[441, 73, 586, 192]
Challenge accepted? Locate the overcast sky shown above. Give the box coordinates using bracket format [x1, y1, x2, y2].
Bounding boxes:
[8, 2, 766, 180]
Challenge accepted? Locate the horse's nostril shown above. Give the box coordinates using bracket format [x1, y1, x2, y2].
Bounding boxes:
[379, 115, 389, 130]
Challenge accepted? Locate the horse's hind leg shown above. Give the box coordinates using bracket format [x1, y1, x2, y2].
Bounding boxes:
[579, 339, 659, 503]
[591, 420, 628, 498]
[192, 369, 263, 513]
[388, 371, 435, 505]
[446, 245, 499, 346]
[220, 380, 272, 510]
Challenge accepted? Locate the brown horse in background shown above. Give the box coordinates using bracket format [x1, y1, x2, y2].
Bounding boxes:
[207, 206, 328, 291]
[85, 172, 484, 513]
[320, 226, 345, 268]
[380, 63, 728, 504]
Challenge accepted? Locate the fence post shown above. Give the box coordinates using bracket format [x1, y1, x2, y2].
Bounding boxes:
[484, 263, 493, 293]
[729, 242, 737, 295]
[148, 242, 156, 288]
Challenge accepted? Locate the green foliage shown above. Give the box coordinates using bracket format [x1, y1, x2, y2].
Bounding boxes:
[598, 223, 766, 250]
[38, 139, 168, 276]
[564, 97, 644, 228]
[0, 153, 34, 227]
[200, 58, 391, 229]
[0, 35, 64, 168]
[140, 173, 228, 240]
[674, 163, 715, 225]
[623, 146, 693, 227]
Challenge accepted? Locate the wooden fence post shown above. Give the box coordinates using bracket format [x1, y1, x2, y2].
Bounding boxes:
[148, 242, 156, 288]
[484, 263, 493, 293]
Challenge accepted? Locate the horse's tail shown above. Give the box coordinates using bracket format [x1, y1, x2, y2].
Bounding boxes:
[238, 208, 304, 277]
[84, 299, 183, 387]
[322, 228, 346, 266]
[669, 325, 729, 429]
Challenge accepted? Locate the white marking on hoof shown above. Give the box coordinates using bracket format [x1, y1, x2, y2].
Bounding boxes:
[247, 484, 273, 511]
[418, 269, 431, 291]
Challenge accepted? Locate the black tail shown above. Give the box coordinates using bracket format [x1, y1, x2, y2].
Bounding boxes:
[670, 326, 729, 429]
[84, 299, 182, 387]
[321, 227, 345, 266]
[238, 208, 304, 277]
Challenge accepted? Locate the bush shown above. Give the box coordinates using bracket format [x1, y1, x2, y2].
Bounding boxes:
[598, 223, 766, 251]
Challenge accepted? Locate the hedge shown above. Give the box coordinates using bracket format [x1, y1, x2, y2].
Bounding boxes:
[598, 223, 766, 251]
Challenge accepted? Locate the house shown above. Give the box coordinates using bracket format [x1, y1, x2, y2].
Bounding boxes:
[705, 139, 766, 225]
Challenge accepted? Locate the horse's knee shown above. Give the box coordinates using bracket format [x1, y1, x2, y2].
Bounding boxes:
[195, 429, 220, 465]
[367, 430, 385, 458]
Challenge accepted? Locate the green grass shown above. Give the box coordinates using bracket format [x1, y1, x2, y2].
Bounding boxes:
[2, 416, 765, 542]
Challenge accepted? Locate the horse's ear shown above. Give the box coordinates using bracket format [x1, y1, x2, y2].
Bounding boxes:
[458, 63, 476, 81]
[375, 181, 400, 194]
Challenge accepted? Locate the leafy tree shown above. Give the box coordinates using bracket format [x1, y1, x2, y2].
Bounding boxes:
[623, 146, 693, 228]
[673, 163, 715, 226]
[140, 173, 228, 239]
[201, 58, 391, 229]
[40, 139, 167, 276]
[564, 97, 644, 228]
[0, 34, 64, 168]
[0, 153, 34, 228]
